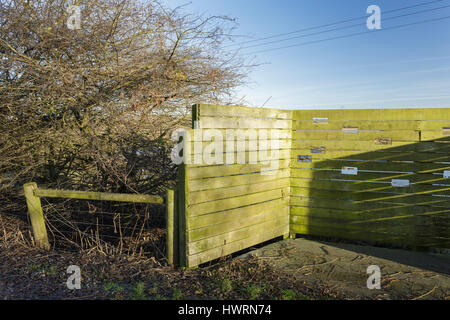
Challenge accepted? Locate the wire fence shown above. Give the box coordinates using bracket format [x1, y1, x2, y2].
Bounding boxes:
[35, 197, 167, 260]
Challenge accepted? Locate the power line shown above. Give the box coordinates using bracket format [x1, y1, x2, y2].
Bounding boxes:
[240, 4, 450, 50]
[246, 15, 450, 55]
[225, 0, 448, 48]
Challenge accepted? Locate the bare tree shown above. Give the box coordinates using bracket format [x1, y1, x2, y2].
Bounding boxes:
[0, 0, 249, 195]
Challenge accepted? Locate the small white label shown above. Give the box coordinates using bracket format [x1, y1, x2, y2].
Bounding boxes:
[342, 127, 359, 134]
[313, 117, 328, 124]
[341, 167, 358, 175]
[444, 170, 450, 178]
[391, 179, 410, 187]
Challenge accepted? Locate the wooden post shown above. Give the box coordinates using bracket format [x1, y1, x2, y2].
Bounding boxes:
[177, 164, 188, 268]
[166, 188, 177, 266]
[23, 182, 50, 250]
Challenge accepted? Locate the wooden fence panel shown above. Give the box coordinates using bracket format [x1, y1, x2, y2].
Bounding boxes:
[290, 108, 450, 249]
[178, 104, 292, 267]
[176, 105, 450, 268]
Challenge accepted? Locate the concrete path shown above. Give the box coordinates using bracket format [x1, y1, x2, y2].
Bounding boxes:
[240, 238, 450, 299]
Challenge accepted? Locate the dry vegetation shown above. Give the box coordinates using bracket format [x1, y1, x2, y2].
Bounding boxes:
[0, 0, 249, 198]
[0, 0, 254, 289]
[0, 214, 340, 300]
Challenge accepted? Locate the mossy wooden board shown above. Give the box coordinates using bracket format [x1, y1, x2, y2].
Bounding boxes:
[291, 178, 450, 195]
[292, 120, 421, 130]
[291, 159, 450, 172]
[188, 159, 290, 180]
[188, 215, 289, 255]
[290, 214, 450, 230]
[291, 150, 450, 162]
[188, 209, 289, 247]
[188, 168, 290, 192]
[291, 170, 447, 183]
[292, 130, 419, 142]
[292, 108, 450, 121]
[290, 188, 450, 204]
[187, 224, 288, 267]
[291, 205, 450, 221]
[292, 120, 450, 131]
[194, 104, 293, 120]
[289, 224, 448, 248]
[187, 187, 289, 217]
[189, 149, 291, 168]
[188, 197, 289, 230]
[188, 178, 290, 205]
[187, 139, 291, 153]
[291, 195, 450, 211]
[198, 117, 292, 129]
[188, 129, 292, 141]
[292, 140, 450, 153]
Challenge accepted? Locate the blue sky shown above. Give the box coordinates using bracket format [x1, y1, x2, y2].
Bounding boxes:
[167, 0, 450, 109]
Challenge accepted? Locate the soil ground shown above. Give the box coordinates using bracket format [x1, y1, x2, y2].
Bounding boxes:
[240, 238, 450, 300]
[1, 213, 448, 300]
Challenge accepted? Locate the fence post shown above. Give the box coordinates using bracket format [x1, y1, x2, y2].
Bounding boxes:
[23, 182, 50, 250]
[166, 188, 178, 266]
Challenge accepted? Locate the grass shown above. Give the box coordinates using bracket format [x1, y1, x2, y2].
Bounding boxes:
[245, 285, 263, 300]
[172, 288, 183, 300]
[281, 289, 310, 300]
[219, 278, 233, 293]
[27, 263, 58, 276]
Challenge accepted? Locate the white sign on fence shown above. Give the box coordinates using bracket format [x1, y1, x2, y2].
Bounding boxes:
[341, 167, 358, 175]
[391, 179, 410, 187]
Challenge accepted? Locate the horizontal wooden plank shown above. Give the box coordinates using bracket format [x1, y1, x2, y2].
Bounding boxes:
[196, 104, 293, 120]
[35, 188, 164, 204]
[292, 108, 450, 121]
[290, 188, 450, 206]
[291, 205, 450, 221]
[188, 178, 290, 205]
[189, 197, 289, 230]
[189, 149, 291, 168]
[188, 129, 292, 141]
[189, 168, 290, 192]
[291, 149, 450, 162]
[293, 120, 421, 131]
[291, 196, 450, 213]
[293, 120, 450, 131]
[290, 214, 450, 230]
[187, 224, 288, 267]
[188, 212, 289, 254]
[292, 140, 450, 153]
[188, 159, 290, 180]
[187, 187, 289, 217]
[291, 178, 450, 195]
[291, 159, 450, 173]
[291, 170, 448, 183]
[421, 130, 450, 141]
[198, 117, 292, 129]
[292, 130, 419, 142]
[187, 139, 291, 155]
[290, 224, 449, 248]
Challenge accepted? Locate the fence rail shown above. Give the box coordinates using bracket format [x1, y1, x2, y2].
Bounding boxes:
[23, 182, 177, 265]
